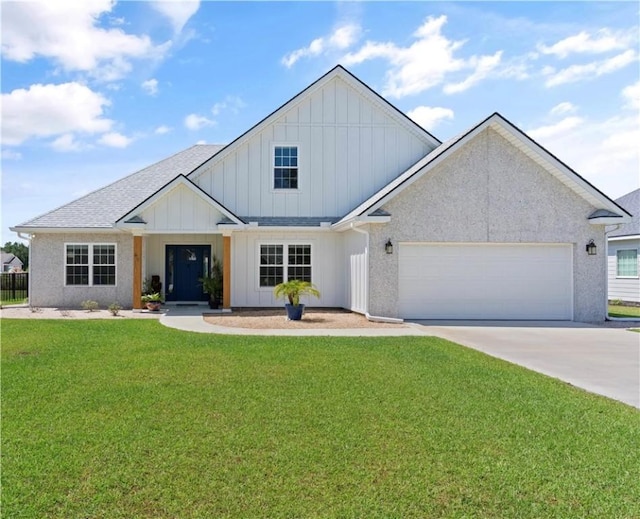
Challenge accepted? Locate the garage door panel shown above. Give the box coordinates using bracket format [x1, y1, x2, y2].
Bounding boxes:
[398, 244, 572, 320]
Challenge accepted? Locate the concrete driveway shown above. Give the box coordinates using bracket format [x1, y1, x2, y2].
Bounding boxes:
[413, 321, 640, 409]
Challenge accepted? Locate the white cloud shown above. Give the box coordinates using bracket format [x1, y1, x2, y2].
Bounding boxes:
[51, 134, 82, 152]
[142, 78, 159, 96]
[549, 102, 577, 116]
[342, 15, 502, 98]
[149, 0, 200, 34]
[444, 51, 503, 94]
[1, 149, 22, 160]
[282, 23, 361, 68]
[544, 49, 637, 87]
[406, 106, 454, 130]
[211, 95, 246, 116]
[622, 80, 640, 110]
[528, 116, 584, 141]
[528, 115, 639, 198]
[154, 125, 172, 134]
[184, 113, 214, 130]
[538, 29, 635, 58]
[196, 140, 207, 145]
[1, 82, 112, 146]
[1, 1, 168, 82]
[98, 132, 133, 148]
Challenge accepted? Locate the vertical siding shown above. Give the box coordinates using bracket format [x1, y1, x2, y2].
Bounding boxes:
[140, 184, 224, 232]
[193, 76, 434, 218]
[608, 239, 640, 302]
[231, 231, 343, 307]
[343, 230, 368, 313]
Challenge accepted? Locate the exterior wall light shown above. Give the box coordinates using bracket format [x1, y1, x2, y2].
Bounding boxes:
[385, 239, 393, 254]
[586, 239, 597, 255]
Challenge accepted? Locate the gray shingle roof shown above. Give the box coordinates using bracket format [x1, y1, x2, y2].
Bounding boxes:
[1, 252, 22, 266]
[610, 188, 639, 237]
[15, 145, 224, 229]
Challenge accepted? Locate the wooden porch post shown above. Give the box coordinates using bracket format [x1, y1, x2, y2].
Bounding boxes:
[223, 235, 231, 309]
[133, 235, 142, 309]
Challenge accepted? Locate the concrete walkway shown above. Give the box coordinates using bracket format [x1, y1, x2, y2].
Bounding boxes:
[160, 308, 639, 408]
[415, 321, 640, 409]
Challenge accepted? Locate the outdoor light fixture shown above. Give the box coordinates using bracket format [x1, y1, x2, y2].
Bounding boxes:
[385, 239, 393, 254]
[586, 239, 597, 255]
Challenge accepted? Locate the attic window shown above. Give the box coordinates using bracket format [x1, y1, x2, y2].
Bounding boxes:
[274, 146, 298, 189]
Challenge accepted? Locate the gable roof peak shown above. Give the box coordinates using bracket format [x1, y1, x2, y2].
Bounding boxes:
[188, 65, 440, 180]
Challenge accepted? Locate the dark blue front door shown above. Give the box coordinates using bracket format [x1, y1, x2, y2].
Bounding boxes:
[165, 245, 211, 301]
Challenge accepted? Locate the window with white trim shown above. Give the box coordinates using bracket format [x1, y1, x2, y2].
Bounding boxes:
[616, 249, 638, 277]
[273, 146, 298, 189]
[259, 244, 311, 287]
[65, 244, 116, 286]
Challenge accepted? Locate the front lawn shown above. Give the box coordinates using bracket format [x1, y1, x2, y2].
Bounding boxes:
[2, 320, 639, 518]
[609, 304, 640, 318]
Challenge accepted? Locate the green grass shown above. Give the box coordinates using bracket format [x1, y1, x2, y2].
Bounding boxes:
[0, 296, 27, 306]
[2, 320, 639, 518]
[608, 304, 640, 318]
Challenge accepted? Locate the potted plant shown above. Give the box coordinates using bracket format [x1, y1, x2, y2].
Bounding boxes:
[273, 279, 320, 320]
[141, 292, 163, 311]
[199, 255, 223, 309]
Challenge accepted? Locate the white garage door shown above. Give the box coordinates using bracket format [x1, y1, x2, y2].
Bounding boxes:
[398, 243, 573, 320]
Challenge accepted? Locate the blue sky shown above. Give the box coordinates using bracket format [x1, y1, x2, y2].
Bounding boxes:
[2, 1, 639, 243]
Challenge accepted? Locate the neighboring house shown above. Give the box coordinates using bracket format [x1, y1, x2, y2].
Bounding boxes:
[12, 66, 631, 320]
[1, 251, 23, 272]
[608, 188, 639, 303]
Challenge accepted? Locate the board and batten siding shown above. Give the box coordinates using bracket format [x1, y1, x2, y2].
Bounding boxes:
[231, 231, 344, 307]
[139, 184, 226, 232]
[192, 76, 434, 218]
[608, 239, 640, 302]
[343, 229, 368, 313]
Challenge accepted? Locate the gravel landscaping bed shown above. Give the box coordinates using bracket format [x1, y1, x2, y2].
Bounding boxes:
[203, 308, 407, 329]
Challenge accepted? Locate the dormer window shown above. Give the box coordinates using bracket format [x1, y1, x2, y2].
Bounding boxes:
[274, 146, 298, 189]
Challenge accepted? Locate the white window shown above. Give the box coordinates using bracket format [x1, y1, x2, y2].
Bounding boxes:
[273, 146, 298, 189]
[259, 244, 311, 287]
[65, 244, 116, 286]
[616, 249, 638, 277]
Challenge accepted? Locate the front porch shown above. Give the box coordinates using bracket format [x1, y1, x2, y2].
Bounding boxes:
[132, 233, 231, 310]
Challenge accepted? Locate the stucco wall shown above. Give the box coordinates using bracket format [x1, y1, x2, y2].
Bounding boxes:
[30, 232, 134, 308]
[368, 128, 606, 322]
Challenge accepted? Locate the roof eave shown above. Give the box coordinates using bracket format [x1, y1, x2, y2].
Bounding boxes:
[608, 234, 640, 241]
[10, 226, 122, 234]
[332, 215, 391, 231]
[589, 216, 631, 225]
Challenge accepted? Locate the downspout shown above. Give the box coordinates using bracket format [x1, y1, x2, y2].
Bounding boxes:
[350, 223, 403, 324]
[17, 232, 32, 307]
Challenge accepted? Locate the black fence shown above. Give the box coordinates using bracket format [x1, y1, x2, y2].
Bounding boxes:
[1, 272, 28, 303]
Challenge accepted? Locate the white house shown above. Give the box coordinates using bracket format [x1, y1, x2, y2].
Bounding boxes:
[12, 66, 631, 321]
[608, 189, 639, 303]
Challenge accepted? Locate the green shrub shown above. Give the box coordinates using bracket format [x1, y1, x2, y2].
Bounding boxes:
[108, 302, 122, 316]
[81, 300, 99, 312]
